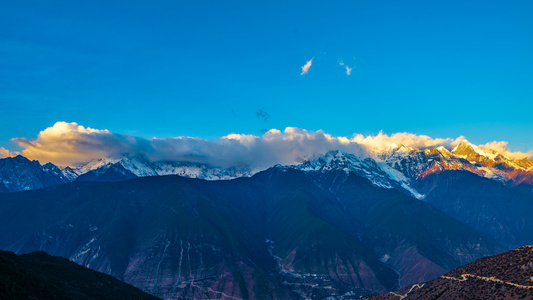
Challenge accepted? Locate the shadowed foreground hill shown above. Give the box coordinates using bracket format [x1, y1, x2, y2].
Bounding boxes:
[0, 250, 160, 300]
[366, 246, 533, 300]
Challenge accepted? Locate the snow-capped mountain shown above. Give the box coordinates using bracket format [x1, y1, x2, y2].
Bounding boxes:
[290, 142, 533, 199]
[60, 166, 81, 182]
[379, 143, 483, 197]
[0, 154, 253, 192]
[383, 140, 533, 185]
[451, 140, 533, 183]
[2, 141, 532, 195]
[151, 160, 250, 180]
[72, 153, 157, 177]
[72, 153, 253, 182]
[294, 150, 401, 190]
[375, 140, 533, 197]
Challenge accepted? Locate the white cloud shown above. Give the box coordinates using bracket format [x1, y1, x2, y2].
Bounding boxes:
[0, 147, 18, 158]
[339, 61, 344, 66]
[477, 141, 533, 160]
[346, 66, 352, 75]
[11, 122, 138, 166]
[301, 58, 313, 75]
[352, 131, 452, 151]
[5, 122, 532, 170]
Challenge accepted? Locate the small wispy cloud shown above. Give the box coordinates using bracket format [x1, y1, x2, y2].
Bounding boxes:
[346, 66, 352, 76]
[300, 58, 313, 75]
[339, 61, 344, 66]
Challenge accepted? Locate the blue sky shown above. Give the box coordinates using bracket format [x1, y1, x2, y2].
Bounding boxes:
[1, 1, 532, 153]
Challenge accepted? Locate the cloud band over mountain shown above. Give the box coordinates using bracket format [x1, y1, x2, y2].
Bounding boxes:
[1, 122, 531, 170]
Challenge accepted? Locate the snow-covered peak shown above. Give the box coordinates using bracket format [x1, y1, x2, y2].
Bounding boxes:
[74, 156, 119, 174]
[152, 160, 251, 180]
[452, 140, 498, 160]
[60, 166, 80, 181]
[397, 144, 414, 153]
[451, 139, 473, 152]
[384, 144, 421, 166]
[73, 153, 156, 177]
[69, 153, 253, 181]
[297, 150, 370, 172]
[434, 146, 455, 159]
[293, 150, 397, 189]
[115, 154, 157, 177]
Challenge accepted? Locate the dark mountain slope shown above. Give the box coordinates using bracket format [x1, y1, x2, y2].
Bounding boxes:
[513, 181, 533, 197]
[0, 250, 159, 300]
[0, 168, 505, 299]
[75, 163, 137, 182]
[0, 172, 396, 298]
[305, 169, 504, 287]
[419, 170, 533, 247]
[365, 246, 533, 300]
[0, 181, 8, 193]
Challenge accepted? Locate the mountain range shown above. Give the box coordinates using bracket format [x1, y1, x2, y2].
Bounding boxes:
[0, 153, 252, 192]
[0, 168, 508, 298]
[2, 140, 531, 198]
[1, 141, 532, 298]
